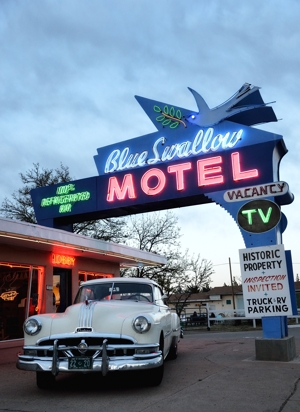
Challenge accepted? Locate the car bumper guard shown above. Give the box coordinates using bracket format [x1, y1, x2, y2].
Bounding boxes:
[17, 339, 163, 376]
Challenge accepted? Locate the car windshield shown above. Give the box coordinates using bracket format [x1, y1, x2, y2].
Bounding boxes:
[74, 282, 153, 303]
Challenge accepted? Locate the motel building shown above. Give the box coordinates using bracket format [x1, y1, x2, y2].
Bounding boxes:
[0, 217, 166, 349]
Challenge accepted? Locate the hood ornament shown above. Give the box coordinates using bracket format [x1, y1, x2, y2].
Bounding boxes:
[77, 339, 88, 354]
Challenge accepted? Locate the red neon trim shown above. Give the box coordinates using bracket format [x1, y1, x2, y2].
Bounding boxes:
[167, 162, 192, 191]
[107, 174, 136, 202]
[141, 168, 166, 195]
[197, 156, 224, 186]
[231, 152, 258, 181]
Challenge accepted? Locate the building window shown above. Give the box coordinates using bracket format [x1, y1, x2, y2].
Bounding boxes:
[78, 271, 113, 285]
[0, 262, 44, 340]
[226, 299, 231, 305]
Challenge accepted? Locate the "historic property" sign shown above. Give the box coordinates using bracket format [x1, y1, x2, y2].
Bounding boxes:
[239, 245, 293, 317]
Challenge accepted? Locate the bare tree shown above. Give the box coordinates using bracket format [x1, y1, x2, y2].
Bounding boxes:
[120, 211, 182, 279]
[0, 163, 72, 223]
[124, 211, 181, 252]
[76, 218, 128, 244]
[186, 255, 214, 293]
[121, 212, 214, 301]
[169, 254, 214, 317]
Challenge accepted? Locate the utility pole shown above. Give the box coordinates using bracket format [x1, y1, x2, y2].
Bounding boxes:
[229, 257, 236, 310]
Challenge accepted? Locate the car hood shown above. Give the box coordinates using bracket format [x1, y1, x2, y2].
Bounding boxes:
[49, 300, 156, 337]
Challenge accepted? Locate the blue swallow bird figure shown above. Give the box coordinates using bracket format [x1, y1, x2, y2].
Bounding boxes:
[187, 83, 277, 127]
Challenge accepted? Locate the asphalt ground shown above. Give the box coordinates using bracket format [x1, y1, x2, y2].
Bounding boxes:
[1, 327, 300, 412]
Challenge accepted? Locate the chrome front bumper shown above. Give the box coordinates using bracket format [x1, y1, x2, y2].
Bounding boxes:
[17, 339, 163, 376]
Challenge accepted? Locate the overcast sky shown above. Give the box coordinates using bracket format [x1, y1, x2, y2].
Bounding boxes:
[1, 0, 300, 286]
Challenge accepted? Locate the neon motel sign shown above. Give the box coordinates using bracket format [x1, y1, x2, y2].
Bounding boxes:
[31, 84, 293, 245]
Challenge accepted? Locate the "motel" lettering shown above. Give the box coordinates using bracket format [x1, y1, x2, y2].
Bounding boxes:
[107, 151, 258, 202]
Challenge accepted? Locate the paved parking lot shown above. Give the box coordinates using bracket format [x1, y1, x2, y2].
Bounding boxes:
[1, 328, 300, 412]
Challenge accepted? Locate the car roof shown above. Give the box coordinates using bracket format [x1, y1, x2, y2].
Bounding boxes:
[80, 277, 160, 287]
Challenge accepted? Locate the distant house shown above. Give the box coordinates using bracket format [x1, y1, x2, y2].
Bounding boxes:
[169, 283, 300, 318]
[168, 291, 211, 318]
[206, 286, 244, 313]
[168, 285, 243, 318]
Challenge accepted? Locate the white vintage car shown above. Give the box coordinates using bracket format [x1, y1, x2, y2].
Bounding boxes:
[17, 277, 181, 388]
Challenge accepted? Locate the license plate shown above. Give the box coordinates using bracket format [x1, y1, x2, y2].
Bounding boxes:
[68, 357, 93, 370]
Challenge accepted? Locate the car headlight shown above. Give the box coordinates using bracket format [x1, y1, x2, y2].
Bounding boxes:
[132, 316, 151, 333]
[23, 318, 42, 336]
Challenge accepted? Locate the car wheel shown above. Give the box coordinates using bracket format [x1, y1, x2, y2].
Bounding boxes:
[167, 341, 178, 360]
[147, 362, 164, 386]
[146, 334, 164, 386]
[36, 372, 56, 389]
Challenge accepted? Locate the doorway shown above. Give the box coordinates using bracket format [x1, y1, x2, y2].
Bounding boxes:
[53, 268, 72, 313]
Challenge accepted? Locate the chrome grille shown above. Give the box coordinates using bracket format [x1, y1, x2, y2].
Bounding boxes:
[35, 336, 136, 358]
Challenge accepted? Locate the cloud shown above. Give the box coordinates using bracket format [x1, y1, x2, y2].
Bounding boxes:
[1, 0, 300, 285]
